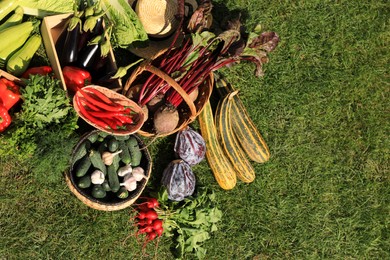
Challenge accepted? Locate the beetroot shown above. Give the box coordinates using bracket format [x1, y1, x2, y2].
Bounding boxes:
[153, 104, 179, 134]
[174, 126, 206, 165]
[161, 159, 196, 201]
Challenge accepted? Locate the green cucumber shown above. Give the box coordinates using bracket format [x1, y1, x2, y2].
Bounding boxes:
[101, 180, 111, 192]
[115, 135, 130, 141]
[119, 140, 131, 165]
[91, 184, 106, 199]
[116, 187, 129, 199]
[97, 139, 108, 154]
[98, 131, 109, 138]
[89, 149, 107, 175]
[78, 175, 92, 189]
[74, 155, 92, 177]
[107, 163, 120, 192]
[87, 132, 100, 143]
[127, 136, 142, 167]
[107, 137, 119, 152]
[72, 139, 91, 165]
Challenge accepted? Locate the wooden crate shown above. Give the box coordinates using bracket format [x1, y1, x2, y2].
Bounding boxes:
[0, 69, 24, 86]
[40, 13, 122, 93]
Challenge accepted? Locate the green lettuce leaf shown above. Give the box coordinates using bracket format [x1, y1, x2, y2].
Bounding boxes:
[18, 0, 78, 18]
[100, 0, 148, 47]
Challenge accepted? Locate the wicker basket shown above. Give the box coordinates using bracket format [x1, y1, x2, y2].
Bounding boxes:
[73, 85, 145, 136]
[122, 61, 214, 137]
[64, 130, 152, 211]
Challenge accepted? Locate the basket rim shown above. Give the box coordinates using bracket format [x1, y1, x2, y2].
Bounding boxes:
[73, 85, 145, 136]
[65, 130, 152, 211]
[124, 69, 214, 137]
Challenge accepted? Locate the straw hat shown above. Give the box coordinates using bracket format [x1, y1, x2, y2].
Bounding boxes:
[129, 0, 197, 59]
[136, 0, 179, 38]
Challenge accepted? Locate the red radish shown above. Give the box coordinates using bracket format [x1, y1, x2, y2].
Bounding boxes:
[137, 211, 146, 220]
[144, 210, 158, 220]
[138, 225, 153, 234]
[155, 227, 163, 237]
[151, 219, 163, 231]
[146, 218, 153, 225]
[137, 197, 160, 209]
[153, 105, 179, 134]
[136, 219, 148, 226]
[147, 232, 157, 241]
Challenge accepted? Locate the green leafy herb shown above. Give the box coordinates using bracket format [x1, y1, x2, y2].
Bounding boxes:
[155, 187, 223, 259]
[0, 74, 78, 161]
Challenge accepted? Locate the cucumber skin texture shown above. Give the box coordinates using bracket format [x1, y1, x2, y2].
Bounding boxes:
[74, 155, 92, 177]
[107, 137, 119, 152]
[116, 187, 129, 199]
[126, 136, 142, 167]
[91, 185, 106, 199]
[87, 132, 99, 143]
[89, 149, 107, 175]
[101, 180, 111, 192]
[72, 140, 91, 165]
[78, 175, 92, 189]
[107, 163, 120, 192]
[6, 34, 42, 76]
[119, 141, 131, 165]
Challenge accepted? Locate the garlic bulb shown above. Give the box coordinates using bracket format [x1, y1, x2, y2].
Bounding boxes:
[90, 170, 105, 185]
[120, 175, 137, 192]
[118, 164, 132, 177]
[132, 166, 146, 181]
[101, 150, 122, 165]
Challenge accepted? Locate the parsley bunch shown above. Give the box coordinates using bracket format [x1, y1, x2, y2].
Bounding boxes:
[0, 74, 78, 161]
[155, 187, 223, 259]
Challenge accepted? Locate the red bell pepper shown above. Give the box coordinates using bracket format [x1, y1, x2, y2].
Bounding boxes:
[0, 78, 20, 110]
[0, 104, 11, 132]
[21, 66, 53, 78]
[62, 66, 92, 93]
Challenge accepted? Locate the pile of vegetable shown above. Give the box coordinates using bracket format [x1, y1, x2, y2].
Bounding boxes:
[55, 4, 117, 93]
[70, 131, 148, 200]
[0, 0, 280, 259]
[124, 0, 279, 136]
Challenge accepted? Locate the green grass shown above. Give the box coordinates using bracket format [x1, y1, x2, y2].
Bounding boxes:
[1, 0, 389, 259]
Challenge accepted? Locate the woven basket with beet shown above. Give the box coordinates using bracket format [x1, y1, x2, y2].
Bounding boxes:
[123, 61, 213, 137]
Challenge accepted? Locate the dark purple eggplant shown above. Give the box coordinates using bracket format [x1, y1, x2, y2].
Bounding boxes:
[78, 16, 104, 52]
[77, 42, 101, 70]
[90, 16, 104, 35]
[55, 28, 68, 61]
[60, 13, 83, 66]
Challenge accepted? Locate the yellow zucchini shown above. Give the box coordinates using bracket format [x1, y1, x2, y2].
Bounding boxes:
[0, 21, 35, 68]
[198, 100, 237, 190]
[6, 34, 42, 76]
[215, 91, 256, 183]
[215, 73, 270, 163]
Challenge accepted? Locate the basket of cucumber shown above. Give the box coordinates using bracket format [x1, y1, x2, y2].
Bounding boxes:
[65, 130, 152, 211]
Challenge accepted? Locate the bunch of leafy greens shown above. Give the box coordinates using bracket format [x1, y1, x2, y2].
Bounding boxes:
[99, 0, 148, 48]
[0, 74, 78, 163]
[17, 0, 78, 18]
[155, 187, 223, 259]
